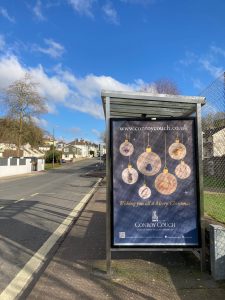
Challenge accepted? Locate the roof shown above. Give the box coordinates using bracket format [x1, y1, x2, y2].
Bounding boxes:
[204, 126, 225, 137]
[101, 90, 206, 119]
[68, 140, 98, 146]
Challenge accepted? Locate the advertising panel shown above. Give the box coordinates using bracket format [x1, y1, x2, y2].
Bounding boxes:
[111, 118, 201, 247]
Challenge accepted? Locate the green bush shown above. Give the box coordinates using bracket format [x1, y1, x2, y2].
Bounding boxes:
[45, 149, 61, 163]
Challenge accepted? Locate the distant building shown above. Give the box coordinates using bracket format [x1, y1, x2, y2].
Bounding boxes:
[62, 145, 81, 161]
[56, 141, 66, 151]
[203, 127, 225, 158]
[0, 142, 44, 158]
[42, 136, 58, 147]
[68, 139, 98, 157]
[38, 145, 51, 152]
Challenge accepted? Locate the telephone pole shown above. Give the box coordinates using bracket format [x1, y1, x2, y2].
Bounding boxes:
[52, 128, 55, 168]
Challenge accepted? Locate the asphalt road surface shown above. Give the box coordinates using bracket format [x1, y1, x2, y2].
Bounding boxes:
[0, 159, 101, 296]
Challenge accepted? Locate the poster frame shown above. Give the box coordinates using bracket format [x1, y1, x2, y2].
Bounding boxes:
[110, 116, 202, 249]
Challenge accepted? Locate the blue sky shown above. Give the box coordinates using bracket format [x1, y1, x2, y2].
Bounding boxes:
[0, 0, 225, 142]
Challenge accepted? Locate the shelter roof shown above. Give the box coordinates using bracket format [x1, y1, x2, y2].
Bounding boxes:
[101, 90, 206, 119]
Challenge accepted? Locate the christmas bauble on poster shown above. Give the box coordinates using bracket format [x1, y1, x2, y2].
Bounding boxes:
[155, 168, 177, 195]
[119, 139, 134, 156]
[122, 163, 138, 184]
[168, 139, 186, 160]
[138, 184, 151, 199]
[137, 147, 161, 176]
[175, 160, 191, 179]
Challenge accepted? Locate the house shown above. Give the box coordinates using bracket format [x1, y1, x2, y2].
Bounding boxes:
[68, 139, 98, 157]
[0, 142, 44, 158]
[203, 127, 225, 158]
[62, 144, 82, 161]
[22, 143, 45, 158]
[38, 145, 51, 152]
[42, 136, 58, 147]
[212, 127, 225, 156]
[56, 141, 67, 151]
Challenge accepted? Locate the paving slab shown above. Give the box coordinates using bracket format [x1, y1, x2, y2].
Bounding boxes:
[28, 181, 225, 300]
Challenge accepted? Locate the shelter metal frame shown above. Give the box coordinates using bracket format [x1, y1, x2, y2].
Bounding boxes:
[101, 90, 206, 275]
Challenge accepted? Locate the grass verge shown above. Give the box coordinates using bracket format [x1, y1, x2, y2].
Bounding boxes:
[204, 192, 225, 224]
[204, 176, 225, 189]
[45, 163, 61, 170]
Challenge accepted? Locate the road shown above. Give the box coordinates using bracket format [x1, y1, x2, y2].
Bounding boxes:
[0, 159, 101, 297]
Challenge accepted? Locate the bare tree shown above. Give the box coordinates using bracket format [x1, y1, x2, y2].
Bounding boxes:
[140, 78, 179, 95]
[154, 79, 179, 95]
[2, 74, 47, 156]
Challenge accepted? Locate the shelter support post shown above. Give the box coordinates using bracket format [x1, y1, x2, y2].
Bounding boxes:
[196, 103, 206, 272]
[106, 96, 112, 276]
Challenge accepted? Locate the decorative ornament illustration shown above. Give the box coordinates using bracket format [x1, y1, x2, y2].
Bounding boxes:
[119, 135, 134, 156]
[122, 163, 138, 184]
[175, 160, 191, 179]
[138, 183, 151, 199]
[168, 138, 186, 160]
[155, 167, 177, 195]
[155, 132, 177, 195]
[137, 133, 161, 176]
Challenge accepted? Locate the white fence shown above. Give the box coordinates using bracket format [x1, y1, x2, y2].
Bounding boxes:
[0, 158, 45, 178]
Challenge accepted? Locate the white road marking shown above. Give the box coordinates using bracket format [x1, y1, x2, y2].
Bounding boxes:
[30, 193, 39, 197]
[0, 178, 102, 300]
[15, 198, 25, 203]
[0, 206, 4, 210]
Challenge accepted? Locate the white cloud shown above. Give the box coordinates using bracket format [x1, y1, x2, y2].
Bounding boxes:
[0, 53, 147, 119]
[0, 35, 5, 51]
[68, 0, 95, 17]
[199, 58, 223, 79]
[34, 38, 65, 58]
[102, 2, 119, 25]
[29, 65, 69, 101]
[179, 46, 225, 80]
[179, 51, 197, 67]
[0, 55, 69, 114]
[192, 78, 204, 90]
[56, 70, 147, 119]
[0, 7, 15, 23]
[0, 55, 25, 89]
[33, 0, 45, 21]
[210, 45, 225, 58]
[32, 116, 48, 128]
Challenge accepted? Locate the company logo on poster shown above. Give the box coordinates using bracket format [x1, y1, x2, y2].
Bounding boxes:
[152, 210, 158, 222]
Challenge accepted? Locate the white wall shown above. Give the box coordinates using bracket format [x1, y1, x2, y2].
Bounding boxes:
[37, 159, 45, 171]
[213, 128, 225, 157]
[0, 158, 32, 178]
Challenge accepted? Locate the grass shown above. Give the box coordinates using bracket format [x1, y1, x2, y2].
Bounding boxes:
[204, 176, 225, 189]
[44, 163, 61, 170]
[204, 192, 225, 224]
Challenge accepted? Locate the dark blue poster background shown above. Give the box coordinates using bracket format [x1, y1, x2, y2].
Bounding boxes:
[111, 119, 200, 247]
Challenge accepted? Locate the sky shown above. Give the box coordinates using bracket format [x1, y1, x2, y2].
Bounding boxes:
[0, 0, 225, 143]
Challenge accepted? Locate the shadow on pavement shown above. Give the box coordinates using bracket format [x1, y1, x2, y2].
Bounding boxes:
[27, 183, 225, 300]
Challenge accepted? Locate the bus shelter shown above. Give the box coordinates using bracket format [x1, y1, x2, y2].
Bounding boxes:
[101, 90, 206, 274]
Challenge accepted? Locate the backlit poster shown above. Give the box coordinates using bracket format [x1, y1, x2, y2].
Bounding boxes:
[111, 118, 200, 247]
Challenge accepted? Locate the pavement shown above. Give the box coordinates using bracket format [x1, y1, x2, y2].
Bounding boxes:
[0, 159, 104, 299]
[27, 179, 225, 300]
